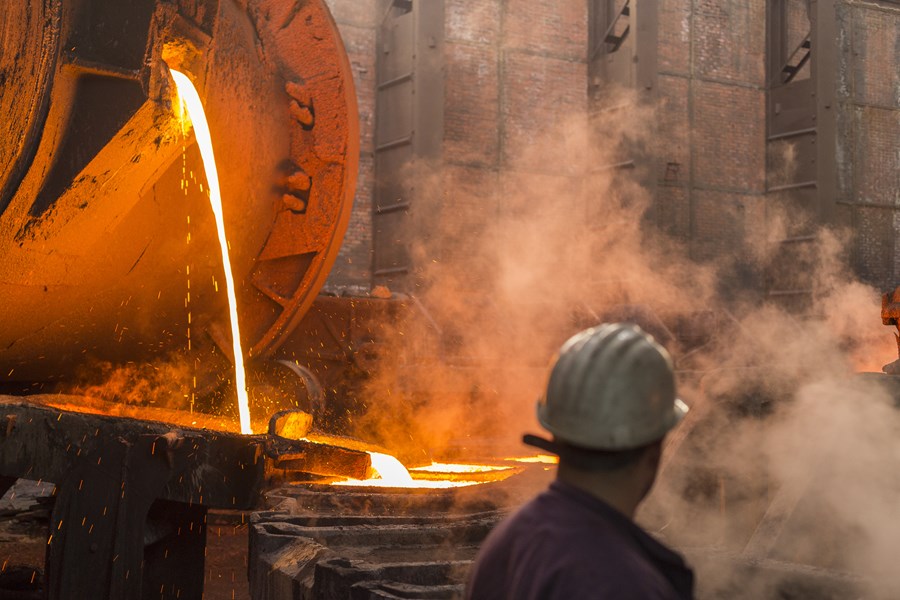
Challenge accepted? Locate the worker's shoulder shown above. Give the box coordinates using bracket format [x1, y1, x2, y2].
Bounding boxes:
[524, 490, 681, 579]
[468, 496, 684, 600]
[491, 490, 642, 559]
[499, 522, 679, 600]
[547, 558, 686, 600]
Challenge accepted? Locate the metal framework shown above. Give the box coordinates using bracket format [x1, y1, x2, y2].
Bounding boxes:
[372, 0, 445, 292]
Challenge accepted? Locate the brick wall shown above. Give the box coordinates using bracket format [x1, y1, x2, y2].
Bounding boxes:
[836, 0, 900, 290]
[320, 0, 772, 295]
[653, 0, 767, 291]
[319, 0, 900, 297]
[320, 0, 588, 293]
[438, 0, 588, 271]
[321, 0, 377, 292]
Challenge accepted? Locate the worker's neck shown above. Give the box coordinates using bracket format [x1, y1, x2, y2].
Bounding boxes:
[556, 463, 647, 519]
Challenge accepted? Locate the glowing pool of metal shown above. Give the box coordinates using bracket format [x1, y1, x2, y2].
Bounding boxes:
[410, 463, 511, 474]
[506, 454, 558, 464]
[331, 453, 506, 489]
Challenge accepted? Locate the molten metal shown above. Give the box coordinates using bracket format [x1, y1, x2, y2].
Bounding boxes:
[507, 454, 558, 464]
[332, 453, 518, 489]
[169, 68, 252, 434]
[369, 452, 415, 484]
[411, 463, 511, 474]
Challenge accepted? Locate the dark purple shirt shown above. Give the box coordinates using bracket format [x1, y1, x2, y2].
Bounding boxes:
[466, 480, 694, 600]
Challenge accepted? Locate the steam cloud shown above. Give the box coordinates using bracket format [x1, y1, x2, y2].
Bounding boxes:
[350, 87, 900, 596]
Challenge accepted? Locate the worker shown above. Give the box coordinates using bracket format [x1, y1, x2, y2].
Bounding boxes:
[466, 323, 694, 600]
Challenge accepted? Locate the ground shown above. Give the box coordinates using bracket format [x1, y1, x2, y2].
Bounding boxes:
[0, 480, 251, 599]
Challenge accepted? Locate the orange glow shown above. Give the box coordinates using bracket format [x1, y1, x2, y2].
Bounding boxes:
[410, 463, 510, 474]
[169, 69, 252, 434]
[506, 454, 558, 464]
[332, 453, 493, 489]
[369, 452, 415, 484]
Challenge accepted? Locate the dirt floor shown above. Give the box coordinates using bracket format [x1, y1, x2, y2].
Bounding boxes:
[204, 515, 251, 600]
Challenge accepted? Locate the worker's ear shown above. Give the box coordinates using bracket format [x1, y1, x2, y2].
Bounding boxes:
[643, 439, 664, 471]
[637, 439, 665, 502]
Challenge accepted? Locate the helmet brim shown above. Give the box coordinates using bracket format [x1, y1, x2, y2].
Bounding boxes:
[522, 433, 558, 455]
[521, 433, 652, 471]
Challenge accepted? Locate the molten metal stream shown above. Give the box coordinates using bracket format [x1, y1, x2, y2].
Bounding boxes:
[169, 69, 252, 434]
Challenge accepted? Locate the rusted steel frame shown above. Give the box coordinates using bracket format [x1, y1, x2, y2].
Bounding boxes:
[0, 398, 267, 509]
[780, 34, 812, 83]
[601, 0, 631, 53]
[371, 0, 443, 290]
[0, 396, 375, 598]
[811, 0, 840, 226]
[264, 435, 371, 481]
[0, 396, 374, 490]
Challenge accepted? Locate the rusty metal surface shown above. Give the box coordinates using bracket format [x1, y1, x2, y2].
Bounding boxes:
[763, 0, 831, 306]
[45, 442, 209, 599]
[0, 391, 262, 598]
[0, 0, 358, 382]
[249, 474, 526, 600]
[250, 529, 485, 599]
[0, 392, 374, 598]
[881, 289, 900, 368]
[239, 0, 359, 358]
[588, 0, 658, 100]
[0, 394, 375, 503]
[272, 296, 405, 430]
[249, 509, 500, 600]
[0, 394, 266, 508]
[881, 287, 900, 325]
[811, 0, 840, 226]
[0, 0, 60, 215]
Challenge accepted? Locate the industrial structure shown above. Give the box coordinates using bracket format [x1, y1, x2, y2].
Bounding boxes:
[325, 0, 899, 302]
[0, 0, 898, 598]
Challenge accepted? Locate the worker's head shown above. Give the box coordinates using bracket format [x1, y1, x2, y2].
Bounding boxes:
[525, 324, 688, 500]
